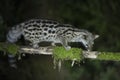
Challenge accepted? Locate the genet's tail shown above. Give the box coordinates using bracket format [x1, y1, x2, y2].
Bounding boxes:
[6, 25, 23, 43]
[6, 24, 23, 68]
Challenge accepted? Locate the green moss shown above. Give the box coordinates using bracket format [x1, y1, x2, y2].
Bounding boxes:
[53, 46, 83, 62]
[7, 43, 19, 55]
[0, 42, 19, 55]
[97, 52, 120, 61]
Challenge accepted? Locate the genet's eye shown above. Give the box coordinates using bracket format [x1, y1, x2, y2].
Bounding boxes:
[83, 35, 87, 40]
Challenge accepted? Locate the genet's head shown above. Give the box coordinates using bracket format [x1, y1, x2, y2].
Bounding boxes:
[85, 34, 99, 50]
[72, 30, 99, 50]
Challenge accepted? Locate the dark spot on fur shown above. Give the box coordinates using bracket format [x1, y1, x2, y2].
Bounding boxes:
[39, 32, 41, 35]
[36, 20, 41, 23]
[51, 35, 54, 37]
[52, 31, 55, 34]
[28, 29, 33, 31]
[33, 24, 40, 27]
[46, 37, 48, 39]
[37, 28, 42, 31]
[25, 22, 29, 25]
[49, 25, 54, 28]
[37, 29, 39, 30]
[44, 28, 48, 31]
[36, 33, 39, 35]
[53, 21, 58, 24]
[30, 36, 34, 39]
[24, 26, 28, 29]
[48, 35, 50, 37]
[45, 25, 48, 27]
[35, 36, 39, 38]
[42, 20, 46, 23]
[32, 33, 35, 35]
[42, 24, 46, 27]
[44, 33, 47, 36]
[33, 28, 36, 31]
[66, 33, 71, 35]
[48, 30, 51, 33]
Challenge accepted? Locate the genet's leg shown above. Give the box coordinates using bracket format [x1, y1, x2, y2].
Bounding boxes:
[32, 42, 39, 48]
[58, 35, 71, 50]
[81, 39, 92, 51]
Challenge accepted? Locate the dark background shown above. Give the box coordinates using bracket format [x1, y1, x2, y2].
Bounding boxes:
[0, 0, 120, 80]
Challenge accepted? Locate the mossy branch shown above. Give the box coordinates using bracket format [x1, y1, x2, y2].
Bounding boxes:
[0, 42, 19, 55]
[0, 42, 120, 62]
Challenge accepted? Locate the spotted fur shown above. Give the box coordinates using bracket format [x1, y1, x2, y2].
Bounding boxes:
[7, 19, 99, 50]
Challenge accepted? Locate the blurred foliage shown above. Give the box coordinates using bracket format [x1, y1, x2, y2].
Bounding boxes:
[0, 16, 7, 41]
[0, 0, 120, 80]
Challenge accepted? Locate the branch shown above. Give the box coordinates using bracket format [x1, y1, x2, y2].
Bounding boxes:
[20, 46, 120, 61]
[16, 46, 120, 70]
[20, 46, 99, 59]
[0, 42, 120, 62]
[20, 46, 53, 55]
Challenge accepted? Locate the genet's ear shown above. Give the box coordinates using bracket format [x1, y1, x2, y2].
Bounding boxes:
[94, 34, 99, 39]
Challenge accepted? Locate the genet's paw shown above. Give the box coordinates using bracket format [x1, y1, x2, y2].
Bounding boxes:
[85, 45, 92, 51]
[51, 42, 56, 46]
[33, 44, 39, 48]
[65, 46, 71, 50]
